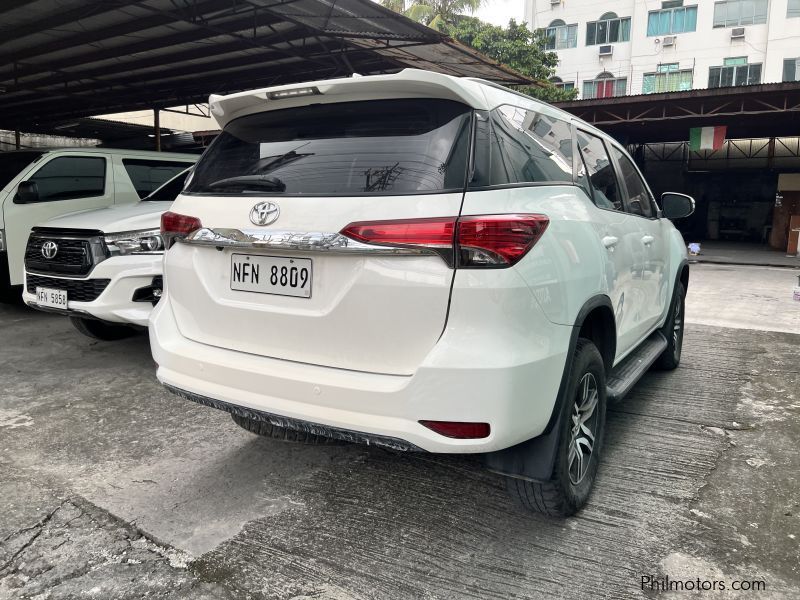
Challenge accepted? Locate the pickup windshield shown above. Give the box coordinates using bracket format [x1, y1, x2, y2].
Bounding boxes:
[0, 151, 44, 189]
[185, 99, 472, 196]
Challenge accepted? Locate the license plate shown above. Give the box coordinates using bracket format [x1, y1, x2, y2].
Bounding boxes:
[36, 286, 68, 309]
[230, 254, 312, 298]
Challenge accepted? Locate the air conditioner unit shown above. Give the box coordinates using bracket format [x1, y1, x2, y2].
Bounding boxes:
[731, 27, 745, 39]
[662, 35, 676, 47]
[599, 45, 613, 57]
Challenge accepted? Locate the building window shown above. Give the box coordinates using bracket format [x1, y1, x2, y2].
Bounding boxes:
[586, 12, 631, 45]
[647, 5, 698, 35]
[544, 20, 577, 50]
[582, 73, 627, 99]
[643, 64, 694, 93]
[784, 58, 800, 81]
[550, 77, 575, 91]
[789, 0, 800, 17]
[708, 60, 762, 88]
[712, 0, 768, 27]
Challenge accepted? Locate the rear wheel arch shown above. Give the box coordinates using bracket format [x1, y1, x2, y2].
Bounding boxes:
[481, 294, 617, 483]
[679, 262, 689, 292]
[575, 300, 616, 374]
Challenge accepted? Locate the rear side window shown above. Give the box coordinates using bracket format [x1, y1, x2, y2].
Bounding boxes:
[609, 146, 655, 218]
[185, 99, 472, 196]
[470, 104, 573, 188]
[143, 170, 189, 201]
[123, 159, 194, 198]
[27, 156, 105, 202]
[577, 133, 622, 211]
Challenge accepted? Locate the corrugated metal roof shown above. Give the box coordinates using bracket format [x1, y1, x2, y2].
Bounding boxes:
[0, 0, 530, 131]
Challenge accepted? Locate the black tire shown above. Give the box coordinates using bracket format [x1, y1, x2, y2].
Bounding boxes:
[505, 338, 607, 517]
[69, 316, 137, 341]
[653, 281, 685, 371]
[230, 413, 344, 445]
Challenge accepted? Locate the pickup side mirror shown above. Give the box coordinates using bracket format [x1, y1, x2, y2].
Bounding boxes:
[14, 180, 40, 204]
[661, 192, 694, 220]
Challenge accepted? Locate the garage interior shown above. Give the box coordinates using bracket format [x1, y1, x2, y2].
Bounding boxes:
[2, 0, 799, 259]
[0, 0, 527, 150]
[556, 82, 800, 260]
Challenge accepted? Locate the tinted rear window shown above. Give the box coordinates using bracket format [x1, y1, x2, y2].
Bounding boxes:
[123, 159, 194, 198]
[143, 169, 189, 201]
[470, 105, 573, 188]
[185, 99, 472, 196]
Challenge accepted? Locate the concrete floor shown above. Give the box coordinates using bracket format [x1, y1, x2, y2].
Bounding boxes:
[685, 263, 800, 334]
[1, 263, 798, 599]
[690, 241, 800, 269]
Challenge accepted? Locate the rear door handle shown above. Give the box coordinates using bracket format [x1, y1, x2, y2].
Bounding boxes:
[641, 235, 655, 246]
[602, 236, 619, 249]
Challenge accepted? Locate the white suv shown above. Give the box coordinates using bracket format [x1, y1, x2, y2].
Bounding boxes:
[150, 70, 694, 516]
[23, 170, 189, 340]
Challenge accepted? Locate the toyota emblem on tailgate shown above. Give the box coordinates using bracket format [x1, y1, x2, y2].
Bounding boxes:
[249, 201, 280, 226]
[41, 241, 58, 259]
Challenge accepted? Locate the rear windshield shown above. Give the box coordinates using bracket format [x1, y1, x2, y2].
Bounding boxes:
[185, 99, 472, 196]
[0, 151, 44, 189]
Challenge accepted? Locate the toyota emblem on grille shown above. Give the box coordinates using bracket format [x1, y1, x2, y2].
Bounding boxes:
[249, 201, 280, 226]
[41, 241, 59, 259]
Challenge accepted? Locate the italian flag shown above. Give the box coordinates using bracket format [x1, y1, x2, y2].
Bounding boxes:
[689, 126, 727, 151]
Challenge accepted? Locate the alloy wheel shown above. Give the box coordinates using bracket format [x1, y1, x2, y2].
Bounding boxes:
[568, 372, 599, 485]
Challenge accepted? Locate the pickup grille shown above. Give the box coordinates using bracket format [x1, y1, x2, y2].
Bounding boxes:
[25, 230, 107, 276]
[26, 274, 110, 303]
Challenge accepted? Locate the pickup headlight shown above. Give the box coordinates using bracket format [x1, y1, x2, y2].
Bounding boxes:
[105, 229, 165, 255]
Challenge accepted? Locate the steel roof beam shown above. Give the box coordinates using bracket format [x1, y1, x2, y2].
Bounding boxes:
[2, 27, 313, 96]
[3, 40, 340, 104]
[0, 53, 392, 126]
[0, 11, 288, 83]
[3, 0, 240, 65]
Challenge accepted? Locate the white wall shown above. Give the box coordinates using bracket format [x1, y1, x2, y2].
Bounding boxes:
[94, 106, 215, 133]
[526, 0, 800, 98]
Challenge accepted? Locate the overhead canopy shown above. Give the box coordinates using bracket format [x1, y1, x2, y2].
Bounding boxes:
[555, 82, 800, 143]
[0, 0, 529, 132]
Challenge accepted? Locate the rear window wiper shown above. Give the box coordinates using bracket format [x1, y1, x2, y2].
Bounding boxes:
[206, 175, 286, 192]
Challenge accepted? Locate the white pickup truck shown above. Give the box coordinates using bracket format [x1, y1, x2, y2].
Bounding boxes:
[23, 170, 188, 340]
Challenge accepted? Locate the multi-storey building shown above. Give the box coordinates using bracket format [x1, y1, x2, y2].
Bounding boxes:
[525, 0, 800, 99]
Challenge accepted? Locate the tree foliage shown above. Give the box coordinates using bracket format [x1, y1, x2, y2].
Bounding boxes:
[382, 1, 485, 32]
[379, 3, 576, 102]
[450, 17, 577, 102]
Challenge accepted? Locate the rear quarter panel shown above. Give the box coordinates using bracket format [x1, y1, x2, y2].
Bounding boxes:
[460, 185, 611, 327]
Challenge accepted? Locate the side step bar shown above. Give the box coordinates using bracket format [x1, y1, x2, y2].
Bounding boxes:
[606, 331, 668, 402]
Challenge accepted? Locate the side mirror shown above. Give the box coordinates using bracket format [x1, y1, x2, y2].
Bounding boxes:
[14, 180, 40, 204]
[661, 192, 694, 220]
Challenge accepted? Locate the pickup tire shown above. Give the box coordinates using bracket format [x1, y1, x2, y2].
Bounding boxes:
[230, 414, 344, 445]
[653, 281, 685, 370]
[505, 338, 607, 517]
[69, 316, 136, 341]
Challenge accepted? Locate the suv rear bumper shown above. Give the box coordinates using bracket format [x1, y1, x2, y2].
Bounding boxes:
[22, 254, 162, 326]
[150, 289, 572, 454]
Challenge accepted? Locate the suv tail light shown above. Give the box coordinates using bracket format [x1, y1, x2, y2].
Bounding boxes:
[339, 214, 548, 268]
[161, 211, 203, 249]
[457, 214, 549, 267]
